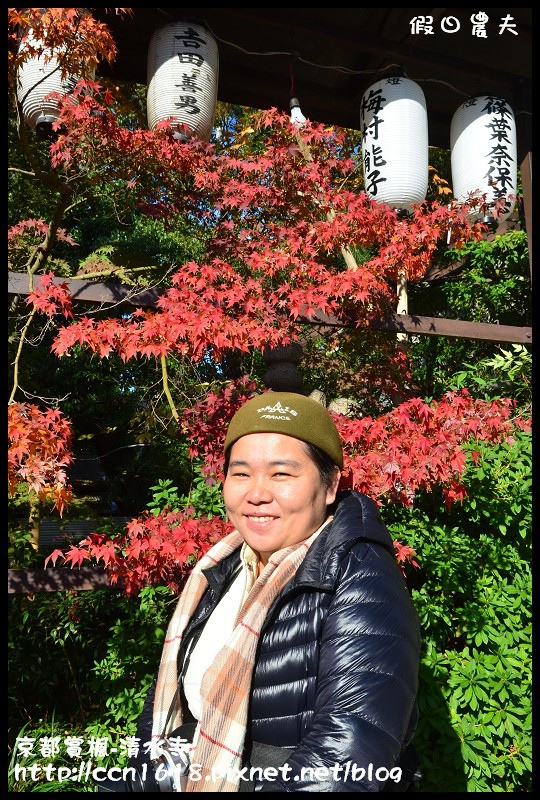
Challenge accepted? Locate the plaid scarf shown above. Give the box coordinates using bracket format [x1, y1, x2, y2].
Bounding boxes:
[151, 527, 321, 792]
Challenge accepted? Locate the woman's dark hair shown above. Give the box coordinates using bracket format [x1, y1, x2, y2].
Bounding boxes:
[302, 442, 341, 490]
[223, 441, 340, 490]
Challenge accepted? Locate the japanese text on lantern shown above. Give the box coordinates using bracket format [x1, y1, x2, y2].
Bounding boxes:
[466, 95, 514, 207]
[173, 26, 209, 116]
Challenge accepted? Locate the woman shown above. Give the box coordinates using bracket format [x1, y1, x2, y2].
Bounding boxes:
[126, 391, 421, 792]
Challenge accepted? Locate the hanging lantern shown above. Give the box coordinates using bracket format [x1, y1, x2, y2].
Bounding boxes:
[16, 12, 93, 138]
[450, 95, 517, 224]
[360, 76, 429, 213]
[147, 20, 219, 142]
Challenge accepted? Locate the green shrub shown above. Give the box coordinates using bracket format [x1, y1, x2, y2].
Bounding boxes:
[8, 585, 174, 745]
[388, 429, 532, 791]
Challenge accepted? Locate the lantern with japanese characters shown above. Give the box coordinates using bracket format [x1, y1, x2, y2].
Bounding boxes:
[360, 76, 429, 212]
[147, 20, 219, 142]
[450, 95, 517, 223]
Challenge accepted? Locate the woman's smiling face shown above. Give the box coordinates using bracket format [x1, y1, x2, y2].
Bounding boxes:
[223, 432, 340, 565]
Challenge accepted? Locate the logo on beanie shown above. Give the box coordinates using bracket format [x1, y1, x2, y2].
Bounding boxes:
[258, 401, 298, 421]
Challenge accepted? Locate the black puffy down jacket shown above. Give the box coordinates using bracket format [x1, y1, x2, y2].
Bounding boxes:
[135, 490, 421, 792]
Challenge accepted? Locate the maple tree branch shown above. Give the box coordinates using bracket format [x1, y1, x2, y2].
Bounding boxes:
[9, 109, 80, 403]
[75, 265, 156, 281]
[161, 355, 179, 422]
[15, 100, 74, 200]
[9, 195, 73, 403]
[293, 129, 359, 271]
[13, 103, 76, 275]
[32, 195, 73, 270]
[28, 493, 41, 550]
[9, 305, 38, 404]
[8, 166, 36, 177]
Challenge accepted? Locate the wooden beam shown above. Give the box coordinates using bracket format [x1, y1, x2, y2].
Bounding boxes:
[303, 309, 532, 345]
[8, 567, 120, 594]
[8, 271, 162, 307]
[8, 271, 532, 345]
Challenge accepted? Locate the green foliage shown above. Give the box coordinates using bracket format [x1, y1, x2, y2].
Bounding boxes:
[301, 328, 412, 416]
[457, 434, 532, 548]
[148, 468, 226, 519]
[87, 585, 173, 728]
[146, 478, 183, 515]
[8, 525, 43, 569]
[8, 465, 230, 788]
[8, 586, 173, 748]
[448, 343, 532, 410]
[8, 108, 55, 228]
[407, 230, 531, 398]
[418, 640, 531, 792]
[442, 230, 531, 325]
[182, 471, 227, 519]
[388, 428, 532, 791]
[73, 212, 207, 288]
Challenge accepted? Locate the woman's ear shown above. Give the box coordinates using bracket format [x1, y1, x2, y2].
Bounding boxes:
[326, 468, 341, 505]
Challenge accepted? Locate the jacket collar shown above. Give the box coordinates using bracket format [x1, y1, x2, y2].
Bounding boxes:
[291, 490, 396, 590]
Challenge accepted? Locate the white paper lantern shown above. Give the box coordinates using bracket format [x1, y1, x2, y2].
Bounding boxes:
[450, 95, 517, 223]
[16, 9, 95, 138]
[16, 28, 83, 137]
[147, 21, 219, 142]
[360, 76, 429, 212]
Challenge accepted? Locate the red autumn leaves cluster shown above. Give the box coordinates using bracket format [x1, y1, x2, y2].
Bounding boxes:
[40, 378, 530, 594]
[8, 402, 74, 516]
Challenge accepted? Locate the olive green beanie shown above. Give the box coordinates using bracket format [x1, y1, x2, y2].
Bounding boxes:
[224, 392, 343, 468]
